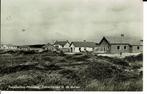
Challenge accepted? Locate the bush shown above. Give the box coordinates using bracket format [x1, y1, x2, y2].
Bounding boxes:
[82, 59, 139, 82]
[84, 60, 122, 81]
[84, 79, 143, 91]
[59, 69, 80, 80]
[42, 56, 54, 62]
[72, 55, 90, 61]
[97, 56, 129, 66]
[124, 53, 143, 62]
[59, 51, 66, 56]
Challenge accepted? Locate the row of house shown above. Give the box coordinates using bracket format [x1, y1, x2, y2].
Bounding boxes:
[53, 37, 143, 54]
[0, 36, 143, 54]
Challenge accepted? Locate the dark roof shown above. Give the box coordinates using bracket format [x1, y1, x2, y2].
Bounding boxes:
[28, 44, 45, 48]
[54, 41, 69, 47]
[43, 43, 54, 47]
[99, 36, 143, 45]
[17, 45, 30, 48]
[130, 43, 143, 46]
[105, 36, 130, 44]
[99, 37, 111, 45]
[71, 41, 97, 47]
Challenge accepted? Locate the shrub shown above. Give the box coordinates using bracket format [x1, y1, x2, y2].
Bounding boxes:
[124, 53, 143, 62]
[84, 78, 143, 91]
[72, 55, 90, 61]
[18, 50, 36, 55]
[59, 51, 66, 56]
[42, 56, 54, 62]
[97, 56, 129, 66]
[82, 59, 139, 82]
[59, 69, 79, 80]
[83, 60, 122, 81]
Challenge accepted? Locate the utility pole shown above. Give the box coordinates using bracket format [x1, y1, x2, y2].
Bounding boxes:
[120, 34, 124, 56]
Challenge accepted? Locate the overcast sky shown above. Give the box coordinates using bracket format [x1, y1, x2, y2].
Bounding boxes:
[1, 0, 143, 45]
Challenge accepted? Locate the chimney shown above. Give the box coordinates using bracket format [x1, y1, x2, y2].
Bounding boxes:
[121, 34, 124, 43]
[140, 40, 143, 45]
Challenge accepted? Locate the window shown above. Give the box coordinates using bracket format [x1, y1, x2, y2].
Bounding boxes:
[79, 47, 81, 52]
[117, 46, 120, 50]
[124, 46, 127, 50]
[137, 46, 140, 50]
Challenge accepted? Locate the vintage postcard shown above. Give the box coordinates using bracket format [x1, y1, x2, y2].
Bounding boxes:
[0, 0, 143, 91]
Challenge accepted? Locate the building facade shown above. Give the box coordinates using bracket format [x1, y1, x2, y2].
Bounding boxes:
[95, 37, 143, 54]
[43, 43, 56, 51]
[0, 44, 18, 50]
[53, 40, 71, 52]
[70, 41, 96, 53]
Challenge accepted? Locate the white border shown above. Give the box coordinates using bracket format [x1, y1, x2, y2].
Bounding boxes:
[1, 1, 146, 94]
[143, 1, 147, 94]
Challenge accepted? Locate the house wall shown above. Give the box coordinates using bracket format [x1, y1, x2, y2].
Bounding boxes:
[44, 46, 56, 51]
[0, 45, 17, 50]
[54, 45, 62, 49]
[110, 44, 130, 54]
[60, 43, 70, 52]
[95, 39, 110, 53]
[131, 45, 143, 53]
[71, 46, 93, 53]
[62, 48, 70, 52]
[86, 47, 93, 51]
[54, 43, 70, 51]
[74, 47, 85, 52]
[74, 47, 80, 52]
[70, 44, 75, 52]
[64, 43, 70, 48]
[19, 47, 30, 51]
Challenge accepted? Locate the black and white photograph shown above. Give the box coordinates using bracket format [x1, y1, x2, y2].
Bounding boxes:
[0, 0, 143, 91]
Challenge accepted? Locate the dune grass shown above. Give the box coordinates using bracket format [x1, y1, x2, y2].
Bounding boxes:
[0, 51, 143, 91]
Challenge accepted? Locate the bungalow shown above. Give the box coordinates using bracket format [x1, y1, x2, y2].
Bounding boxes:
[70, 41, 97, 53]
[17, 45, 30, 51]
[53, 40, 70, 52]
[130, 42, 143, 53]
[95, 36, 143, 54]
[42, 43, 56, 51]
[28, 44, 45, 52]
[0, 44, 18, 50]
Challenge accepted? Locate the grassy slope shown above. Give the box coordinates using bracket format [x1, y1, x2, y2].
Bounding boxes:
[0, 51, 143, 91]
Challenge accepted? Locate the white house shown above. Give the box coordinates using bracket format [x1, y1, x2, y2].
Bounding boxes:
[53, 40, 71, 52]
[28, 44, 45, 52]
[17, 45, 30, 51]
[42, 43, 56, 51]
[0, 44, 18, 50]
[70, 41, 97, 53]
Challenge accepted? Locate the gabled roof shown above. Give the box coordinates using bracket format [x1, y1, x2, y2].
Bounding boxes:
[54, 41, 69, 47]
[71, 41, 97, 47]
[99, 36, 143, 46]
[99, 37, 110, 45]
[105, 36, 130, 44]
